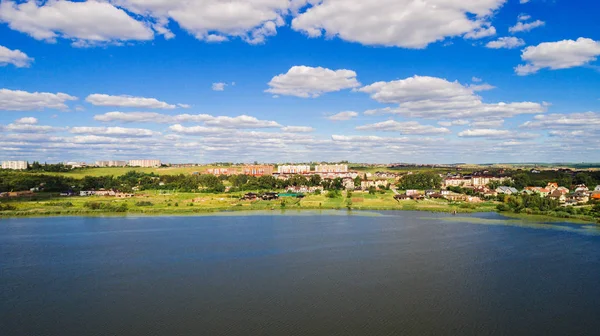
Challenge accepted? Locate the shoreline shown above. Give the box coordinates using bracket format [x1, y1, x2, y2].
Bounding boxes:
[1, 206, 598, 224]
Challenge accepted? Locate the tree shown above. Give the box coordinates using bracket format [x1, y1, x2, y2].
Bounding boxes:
[397, 173, 441, 190]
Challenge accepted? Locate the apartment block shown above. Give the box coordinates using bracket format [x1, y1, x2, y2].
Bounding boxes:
[96, 160, 128, 167]
[128, 160, 161, 168]
[277, 165, 311, 174]
[315, 164, 348, 173]
[1, 161, 28, 170]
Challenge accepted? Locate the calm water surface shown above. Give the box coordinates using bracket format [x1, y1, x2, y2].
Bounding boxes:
[1, 211, 599, 336]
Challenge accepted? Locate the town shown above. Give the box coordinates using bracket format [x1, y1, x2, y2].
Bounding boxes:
[1, 160, 600, 221]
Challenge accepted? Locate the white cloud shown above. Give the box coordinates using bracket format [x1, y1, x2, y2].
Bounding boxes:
[332, 135, 411, 144]
[94, 112, 213, 123]
[464, 25, 496, 40]
[212, 82, 227, 91]
[86, 94, 183, 109]
[486, 37, 525, 49]
[521, 112, 600, 129]
[70, 126, 159, 137]
[110, 0, 298, 44]
[471, 119, 504, 128]
[438, 120, 469, 127]
[3, 123, 61, 133]
[509, 19, 545, 33]
[0, 88, 77, 111]
[291, 0, 505, 49]
[204, 115, 281, 128]
[266, 66, 360, 98]
[281, 126, 315, 133]
[458, 128, 538, 139]
[168, 124, 228, 135]
[518, 14, 531, 21]
[472, 77, 483, 82]
[328, 111, 358, 121]
[516, 38, 600, 75]
[0, 0, 153, 46]
[356, 120, 450, 135]
[360, 75, 545, 119]
[520, 0, 530, 4]
[0, 44, 33, 67]
[14, 117, 38, 125]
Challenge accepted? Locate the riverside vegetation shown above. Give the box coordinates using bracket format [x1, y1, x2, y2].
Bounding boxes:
[1, 168, 599, 223]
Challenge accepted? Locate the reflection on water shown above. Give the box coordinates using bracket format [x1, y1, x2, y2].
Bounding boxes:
[1, 211, 599, 336]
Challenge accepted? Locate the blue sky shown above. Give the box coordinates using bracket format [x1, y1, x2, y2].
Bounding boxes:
[0, 0, 599, 164]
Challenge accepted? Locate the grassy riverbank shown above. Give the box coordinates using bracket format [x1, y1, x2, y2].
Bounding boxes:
[1, 190, 598, 223]
[1, 190, 496, 218]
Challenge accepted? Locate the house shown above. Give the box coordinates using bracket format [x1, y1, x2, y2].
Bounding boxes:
[566, 192, 589, 205]
[261, 192, 279, 201]
[343, 178, 355, 190]
[425, 190, 438, 196]
[60, 191, 75, 197]
[241, 193, 258, 201]
[574, 184, 589, 193]
[8, 191, 35, 197]
[95, 189, 116, 196]
[115, 193, 134, 198]
[556, 187, 570, 194]
[595, 185, 600, 192]
[405, 190, 420, 196]
[80, 191, 95, 196]
[546, 182, 559, 191]
[242, 165, 274, 177]
[549, 190, 567, 203]
[428, 193, 445, 199]
[394, 194, 411, 201]
[496, 186, 518, 195]
[361, 180, 388, 190]
[591, 192, 600, 201]
[444, 192, 468, 202]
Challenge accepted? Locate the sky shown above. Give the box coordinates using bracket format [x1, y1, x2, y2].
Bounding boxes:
[0, 0, 599, 164]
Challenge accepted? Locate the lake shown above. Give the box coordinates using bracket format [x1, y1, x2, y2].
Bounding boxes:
[1, 211, 599, 335]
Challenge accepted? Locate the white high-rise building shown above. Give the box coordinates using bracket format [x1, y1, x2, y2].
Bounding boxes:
[96, 160, 128, 167]
[277, 165, 311, 174]
[315, 164, 348, 173]
[128, 160, 161, 168]
[1, 161, 28, 170]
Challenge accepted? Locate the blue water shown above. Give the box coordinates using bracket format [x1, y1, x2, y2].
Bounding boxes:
[1, 211, 599, 335]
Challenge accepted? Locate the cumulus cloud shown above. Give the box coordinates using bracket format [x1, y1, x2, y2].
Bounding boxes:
[109, 0, 299, 44]
[291, 0, 505, 49]
[86, 94, 183, 109]
[212, 82, 227, 91]
[281, 126, 315, 133]
[464, 25, 496, 40]
[471, 119, 505, 128]
[266, 66, 360, 98]
[360, 75, 545, 119]
[0, 0, 153, 46]
[168, 124, 227, 135]
[356, 120, 450, 135]
[204, 115, 281, 128]
[0, 44, 33, 67]
[14, 117, 38, 125]
[94, 112, 213, 123]
[515, 38, 600, 75]
[0, 88, 77, 111]
[458, 128, 539, 139]
[486, 37, 525, 49]
[328, 111, 358, 121]
[438, 120, 469, 127]
[3, 123, 62, 133]
[509, 19, 545, 33]
[70, 126, 159, 137]
[521, 112, 600, 130]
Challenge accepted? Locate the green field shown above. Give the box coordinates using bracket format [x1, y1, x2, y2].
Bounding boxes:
[0, 190, 499, 218]
[41, 166, 214, 178]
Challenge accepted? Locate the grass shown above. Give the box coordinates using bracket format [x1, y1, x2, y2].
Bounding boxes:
[38, 166, 217, 178]
[0, 189, 498, 218]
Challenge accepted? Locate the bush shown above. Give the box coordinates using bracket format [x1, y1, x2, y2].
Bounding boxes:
[0, 204, 17, 211]
[45, 201, 73, 208]
[326, 190, 341, 198]
[135, 201, 153, 207]
[496, 203, 510, 212]
[84, 201, 128, 212]
[314, 189, 321, 195]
